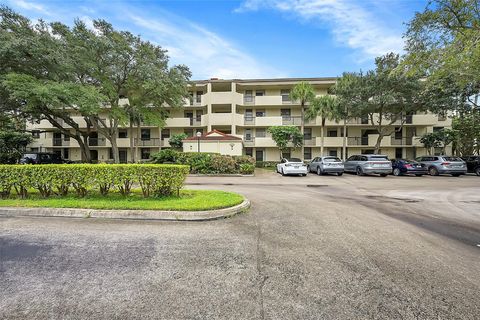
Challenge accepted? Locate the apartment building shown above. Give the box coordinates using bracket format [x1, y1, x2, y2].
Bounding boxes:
[26, 77, 451, 162]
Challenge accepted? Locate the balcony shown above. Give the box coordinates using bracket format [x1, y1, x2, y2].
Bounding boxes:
[188, 118, 202, 126]
[347, 136, 369, 146]
[391, 137, 413, 145]
[134, 138, 162, 147]
[282, 116, 302, 125]
[165, 118, 191, 127]
[202, 113, 243, 126]
[52, 138, 70, 147]
[303, 137, 316, 146]
[243, 116, 283, 126]
[347, 118, 370, 125]
[88, 137, 106, 147]
[243, 136, 255, 147]
[320, 137, 344, 147]
[187, 95, 204, 106]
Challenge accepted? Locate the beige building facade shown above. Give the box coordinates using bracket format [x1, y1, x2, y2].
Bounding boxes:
[26, 77, 452, 162]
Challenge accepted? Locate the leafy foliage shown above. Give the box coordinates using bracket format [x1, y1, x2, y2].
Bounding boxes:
[0, 131, 32, 164]
[267, 126, 303, 158]
[0, 164, 189, 199]
[168, 133, 188, 149]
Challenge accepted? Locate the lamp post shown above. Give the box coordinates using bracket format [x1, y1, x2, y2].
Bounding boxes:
[196, 131, 201, 153]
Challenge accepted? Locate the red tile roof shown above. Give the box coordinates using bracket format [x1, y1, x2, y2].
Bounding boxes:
[183, 129, 242, 141]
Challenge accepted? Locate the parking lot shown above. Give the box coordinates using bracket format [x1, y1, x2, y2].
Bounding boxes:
[1, 170, 479, 319]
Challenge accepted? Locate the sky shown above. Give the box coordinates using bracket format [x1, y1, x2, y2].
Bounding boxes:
[2, 0, 428, 80]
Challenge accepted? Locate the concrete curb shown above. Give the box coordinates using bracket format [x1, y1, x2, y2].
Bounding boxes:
[188, 174, 254, 177]
[0, 199, 250, 221]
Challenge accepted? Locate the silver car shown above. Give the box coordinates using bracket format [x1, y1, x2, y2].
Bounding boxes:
[308, 156, 344, 176]
[344, 154, 392, 177]
[415, 155, 467, 176]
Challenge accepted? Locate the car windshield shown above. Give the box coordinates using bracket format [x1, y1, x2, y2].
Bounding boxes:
[401, 159, 416, 164]
[443, 157, 463, 162]
[369, 156, 388, 161]
[324, 157, 341, 162]
[22, 154, 36, 158]
[287, 158, 302, 162]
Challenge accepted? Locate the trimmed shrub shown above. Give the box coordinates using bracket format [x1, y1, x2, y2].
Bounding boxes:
[240, 163, 255, 175]
[0, 164, 189, 198]
[150, 151, 256, 174]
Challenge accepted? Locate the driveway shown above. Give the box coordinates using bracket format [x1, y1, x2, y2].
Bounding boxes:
[1, 170, 479, 319]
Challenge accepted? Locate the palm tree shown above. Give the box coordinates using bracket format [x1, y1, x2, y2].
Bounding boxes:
[290, 82, 316, 160]
[305, 95, 341, 156]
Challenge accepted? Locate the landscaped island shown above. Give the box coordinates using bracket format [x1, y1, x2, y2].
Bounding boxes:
[0, 164, 244, 211]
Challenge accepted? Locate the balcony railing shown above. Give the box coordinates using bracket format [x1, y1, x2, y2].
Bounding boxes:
[243, 136, 255, 146]
[88, 137, 106, 147]
[282, 116, 302, 125]
[189, 118, 202, 126]
[244, 96, 255, 105]
[347, 118, 370, 125]
[303, 136, 316, 146]
[347, 136, 369, 146]
[244, 116, 255, 125]
[134, 138, 161, 147]
[391, 137, 413, 145]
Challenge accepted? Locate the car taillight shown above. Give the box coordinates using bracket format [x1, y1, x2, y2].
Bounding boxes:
[285, 163, 292, 167]
[405, 164, 412, 168]
[441, 162, 450, 166]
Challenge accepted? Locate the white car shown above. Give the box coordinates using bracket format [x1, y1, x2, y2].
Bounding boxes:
[276, 158, 308, 176]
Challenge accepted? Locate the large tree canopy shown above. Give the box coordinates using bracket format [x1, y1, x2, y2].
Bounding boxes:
[0, 6, 191, 163]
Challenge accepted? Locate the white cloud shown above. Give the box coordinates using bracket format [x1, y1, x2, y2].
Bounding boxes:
[236, 0, 404, 61]
[10, 0, 49, 15]
[128, 13, 284, 79]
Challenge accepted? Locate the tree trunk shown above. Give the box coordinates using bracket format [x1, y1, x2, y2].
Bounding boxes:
[129, 118, 135, 163]
[300, 104, 305, 160]
[342, 117, 347, 161]
[111, 137, 120, 164]
[374, 133, 384, 154]
[320, 118, 325, 156]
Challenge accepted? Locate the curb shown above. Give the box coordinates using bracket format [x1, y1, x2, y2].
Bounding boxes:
[0, 199, 250, 221]
[188, 174, 254, 177]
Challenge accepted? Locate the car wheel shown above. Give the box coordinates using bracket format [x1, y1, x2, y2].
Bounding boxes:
[393, 168, 402, 176]
[415, 174, 423, 177]
[281, 169, 285, 176]
[451, 174, 461, 177]
[380, 173, 388, 177]
[317, 167, 322, 176]
[429, 167, 439, 176]
[337, 172, 343, 176]
[356, 166, 364, 176]
[475, 167, 480, 176]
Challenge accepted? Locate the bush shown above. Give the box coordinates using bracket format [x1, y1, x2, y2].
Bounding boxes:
[168, 133, 188, 149]
[0, 164, 189, 198]
[151, 151, 256, 174]
[255, 161, 279, 168]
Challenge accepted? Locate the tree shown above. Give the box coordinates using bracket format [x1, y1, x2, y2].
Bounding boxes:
[452, 113, 480, 155]
[419, 133, 441, 155]
[305, 95, 341, 156]
[435, 128, 456, 155]
[289, 81, 316, 160]
[51, 19, 191, 163]
[0, 131, 32, 164]
[168, 133, 188, 149]
[334, 53, 423, 154]
[267, 126, 303, 159]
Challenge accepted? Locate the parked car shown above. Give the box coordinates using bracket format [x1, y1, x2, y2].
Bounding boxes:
[462, 156, 480, 176]
[19, 152, 66, 164]
[415, 155, 467, 176]
[308, 156, 344, 176]
[391, 159, 428, 176]
[344, 154, 392, 176]
[276, 158, 308, 176]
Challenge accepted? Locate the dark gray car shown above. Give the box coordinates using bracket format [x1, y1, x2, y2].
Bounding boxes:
[344, 154, 392, 177]
[415, 155, 467, 176]
[308, 156, 344, 176]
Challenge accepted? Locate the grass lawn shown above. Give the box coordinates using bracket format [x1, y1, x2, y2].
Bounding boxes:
[0, 189, 244, 211]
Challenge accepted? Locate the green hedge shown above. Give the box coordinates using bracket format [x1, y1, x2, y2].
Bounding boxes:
[151, 150, 255, 174]
[0, 164, 189, 199]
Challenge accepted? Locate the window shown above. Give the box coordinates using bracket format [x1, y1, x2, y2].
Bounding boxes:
[255, 149, 264, 161]
[161, 129, 170, 139]
[109, 148, 114, 160]
[244, 90, 254, 103]
[32, 130, 40, 138]
[255, 128, 266, 138]
[196, 91, 203, 103]
[281, 89, 290, 102]
[63, 148, 69, 159]
[347, 156, 356, 161]
[304, 128, 312, 140]
[255, 90, 265, 96]
[304, 147, 312, 160]
[329, 149, 338, 157]
[141, 129, 151, 141]
[245, 148, 253, 157]
[245, 109, 254, 121]
[282, 151, 291, 159]
[394, 128, 402, 139]
[281, 109, 291, 118]
[361, 116, 369, 124]
[141, 148, 151, 160]
[63, 134, 70, 141]
[30, 148, 39, 152]
[433, 127, 444, 132]
[118, 129, 128, 138]
[395, 147, 403, 159]
[327, 129, 338, 137]
[255, 109, 266, 117]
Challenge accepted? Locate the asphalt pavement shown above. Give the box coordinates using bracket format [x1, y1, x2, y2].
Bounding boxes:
[1, 170, 479, 319]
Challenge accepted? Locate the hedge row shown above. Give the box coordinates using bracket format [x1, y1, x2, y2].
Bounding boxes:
[0, 164, 189, 199]
[151, 150, 255, 175]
